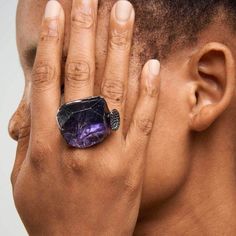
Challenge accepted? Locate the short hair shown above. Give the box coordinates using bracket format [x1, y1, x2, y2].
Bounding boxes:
[129, 0, 236, 61]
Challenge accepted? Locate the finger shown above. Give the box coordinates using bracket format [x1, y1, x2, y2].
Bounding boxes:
[64, 0, 98, 102]
[126, 60, 161, 156]
[31, 1, 64, 137]
[101, 1, 135, 133]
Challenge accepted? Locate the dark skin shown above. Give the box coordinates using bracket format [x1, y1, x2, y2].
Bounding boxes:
[9, 0, 236, 235]
[10, 0, 161, 235]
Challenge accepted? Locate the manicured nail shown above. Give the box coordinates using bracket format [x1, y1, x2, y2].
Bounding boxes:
[115, 1, 133, 22]
[148, 60, 160, 76]
[45, 0, 61, 18]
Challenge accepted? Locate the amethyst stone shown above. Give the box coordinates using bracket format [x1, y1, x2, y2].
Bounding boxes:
[57, 96, 118, 148]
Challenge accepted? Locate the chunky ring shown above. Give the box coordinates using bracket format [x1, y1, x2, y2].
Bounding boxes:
[56, 96, 120, 149]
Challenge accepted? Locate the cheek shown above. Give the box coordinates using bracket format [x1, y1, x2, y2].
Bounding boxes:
[140, 77, 192, 212]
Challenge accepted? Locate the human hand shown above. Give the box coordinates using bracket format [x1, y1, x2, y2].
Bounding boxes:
[11, 0, 160, 235]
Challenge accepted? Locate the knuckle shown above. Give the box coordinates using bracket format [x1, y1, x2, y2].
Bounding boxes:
[136, 117, 154, 136]
[66, 61, 90, 88]
[32, 63, 56, 89]
[102, 78, 124, 103]
[106, 163, 127, 183]
[106, 161, 140, 195]
[124, 176, 141, 195]
[145, 86, 159, 98]
[30, 142, 51, 170]
[101, 157, 125, 179]
[71, 7, 94, 30]
[110, 29, 130, 50]
[62, 151, 88, 174]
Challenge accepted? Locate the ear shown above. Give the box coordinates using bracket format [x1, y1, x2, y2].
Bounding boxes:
[188, 42, 236, 131]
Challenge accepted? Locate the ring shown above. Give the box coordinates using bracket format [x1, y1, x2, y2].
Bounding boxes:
[56, 96, 120, 148]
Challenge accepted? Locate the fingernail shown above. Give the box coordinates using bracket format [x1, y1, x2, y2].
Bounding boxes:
[115, 1, 133, 22]
[149, 60, 160, 76]
[45, 0, 61, 18]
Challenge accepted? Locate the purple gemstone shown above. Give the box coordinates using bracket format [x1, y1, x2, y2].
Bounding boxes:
[57, 97, 111, 148]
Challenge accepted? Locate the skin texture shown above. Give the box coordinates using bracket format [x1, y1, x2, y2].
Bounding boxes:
[9, 0, 236, 235]
[11, 0, 161, 235]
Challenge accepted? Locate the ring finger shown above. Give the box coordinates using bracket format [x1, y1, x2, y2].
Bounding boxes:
[64, 0, 98, 102]
[101, 0, 135, 134]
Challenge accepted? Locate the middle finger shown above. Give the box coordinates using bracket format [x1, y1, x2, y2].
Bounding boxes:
[64, 0, 98, 102]
[101, 1, 135, 133]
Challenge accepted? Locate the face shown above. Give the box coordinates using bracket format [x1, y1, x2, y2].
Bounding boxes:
[10, 0, 194, 214]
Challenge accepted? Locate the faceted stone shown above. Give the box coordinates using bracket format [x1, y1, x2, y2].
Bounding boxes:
[57, 96, 111, 148]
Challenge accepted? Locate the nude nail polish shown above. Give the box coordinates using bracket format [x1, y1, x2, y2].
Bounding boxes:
[43, 0, 61, 37]
[45, 0, 61, 18]
[149, 60, 160, 76]
[115, 1, 133, 22]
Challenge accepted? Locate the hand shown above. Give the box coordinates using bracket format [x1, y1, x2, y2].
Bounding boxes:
[11, 0, 160, 235]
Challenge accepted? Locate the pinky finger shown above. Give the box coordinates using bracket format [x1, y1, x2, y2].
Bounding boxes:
[126, 59, 160, 155]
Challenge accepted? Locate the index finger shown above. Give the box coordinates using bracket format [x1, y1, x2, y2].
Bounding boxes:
[31, 1, 64, 138]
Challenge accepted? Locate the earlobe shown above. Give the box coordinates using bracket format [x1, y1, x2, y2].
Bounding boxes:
[189, 43, 236, 131]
